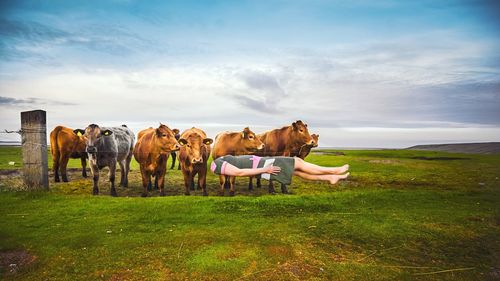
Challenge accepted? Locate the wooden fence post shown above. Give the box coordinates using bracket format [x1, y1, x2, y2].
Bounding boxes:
[21, 110, 49, 190]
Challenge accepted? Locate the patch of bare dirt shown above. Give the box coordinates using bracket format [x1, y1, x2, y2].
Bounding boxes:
[0, 169, 20, 177]
[0, 249, 37, 276]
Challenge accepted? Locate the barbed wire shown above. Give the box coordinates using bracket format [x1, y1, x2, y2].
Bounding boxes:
[1, 129, 22, 134]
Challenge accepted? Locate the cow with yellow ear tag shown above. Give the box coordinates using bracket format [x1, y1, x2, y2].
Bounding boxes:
[178, 127, 213, 196]
[73, 124, 135, 196]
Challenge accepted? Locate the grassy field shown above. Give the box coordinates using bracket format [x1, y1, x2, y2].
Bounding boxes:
[0, 146, 499, 280]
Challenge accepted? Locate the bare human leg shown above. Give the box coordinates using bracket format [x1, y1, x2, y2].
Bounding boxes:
[293, 157, 349, 175]
[293, 170, 350, 185]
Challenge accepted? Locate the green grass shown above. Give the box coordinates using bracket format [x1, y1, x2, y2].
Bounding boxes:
[0, 146, 499, 280]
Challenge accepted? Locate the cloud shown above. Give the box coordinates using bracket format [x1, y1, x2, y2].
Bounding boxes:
[229, 70, 291, 114]
[0, 18, 153, 65]
[0, 96, 76, 106]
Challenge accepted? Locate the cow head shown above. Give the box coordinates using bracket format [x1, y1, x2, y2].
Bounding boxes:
[178, 133, 213, 165]
[172, 128, 180, 139]
[155, 124, 181, 153]
[291, 120, 315, 146]
[311, 134, 319, 148]
[73, 124, 113, 159]
[241, 127, 265, 152]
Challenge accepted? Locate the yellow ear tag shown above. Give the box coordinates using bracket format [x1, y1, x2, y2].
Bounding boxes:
[104, 131, 110, 136]
[77, 131, 82, 136]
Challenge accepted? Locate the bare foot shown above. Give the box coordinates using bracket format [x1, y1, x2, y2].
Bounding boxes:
[329, 172, 350, 185]
[331, 164, 349, 175]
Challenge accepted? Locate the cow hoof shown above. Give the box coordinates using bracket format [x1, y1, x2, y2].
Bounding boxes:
[203, 191, 208, 196]
[184, 192, 190, 196]
[63, 179, 69, 183]
[93, 188, 99, 195]
[218, 191, 224, 196]
[229, 191, 235, 197]
[55, 178, 60, 183]
[160, 191, 166, 197]
[111, 192, 118, 197]
[82, 174, 88, 178]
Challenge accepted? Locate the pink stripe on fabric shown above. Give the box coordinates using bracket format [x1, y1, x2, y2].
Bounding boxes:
[250, 155, 262, 169]
[210, 161, 216, 173]
[220, 161, 228, 175]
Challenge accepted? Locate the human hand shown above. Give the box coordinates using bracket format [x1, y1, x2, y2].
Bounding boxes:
[265, 165, 281, 175]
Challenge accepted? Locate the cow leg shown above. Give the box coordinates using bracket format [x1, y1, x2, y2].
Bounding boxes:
[140, 166, 150, 197]
[170, 152, 176, 169]
[60, 154, 70, 182]
[124, 152, 132, 187]
[199, 170, 208, 196]
[158, 173, 166, 196]
[229, 176, 236, 197]
[248, 176, 254, 191]
[218, 175, 225, 196]
[89, 164, 99, 195]
[81, 157, 88, 178]
[195, 171, 200, 190]
[190, 173, 195, 191]
[147, 178, 153, 191]
[281, 183, 289, 194]
[182, 168, 191, 196]
[154, 173, 159, 190]
[268, 180, 276, 194]
[53, 155, 60, 182]
[224, 175, 230, 189]
[109, 161, 117, 197]
[118, 160, 126, 187]
[256, 177, 262, 188]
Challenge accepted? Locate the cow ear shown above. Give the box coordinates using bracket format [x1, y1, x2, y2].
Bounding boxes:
[178, 138, 188, 146]
[101, 130, 113, 136]
[203, 138, 213, 145]
[241, 127, 250, 138]
[173, 128, 180, 134]
[292, 122, 298, 130]
[73, 129, 85, 136]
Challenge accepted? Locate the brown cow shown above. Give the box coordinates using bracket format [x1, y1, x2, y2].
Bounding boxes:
[178, 127, 213, 196]
[50, 126, 87, 182]
[295, 134, 319, 159]
[211, 127, 265, 196]
[133, 124, 180, 197]
[170, 128, 181, 170]
[255, 120, 315, 193]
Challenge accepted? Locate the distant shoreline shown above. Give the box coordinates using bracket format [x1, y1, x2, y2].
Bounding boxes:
[2, 142, 499, 154]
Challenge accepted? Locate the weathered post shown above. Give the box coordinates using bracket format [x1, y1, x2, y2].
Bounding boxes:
[21, 110, 49, 190]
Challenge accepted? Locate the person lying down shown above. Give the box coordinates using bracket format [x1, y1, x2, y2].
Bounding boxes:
[211, 155, 349, 185]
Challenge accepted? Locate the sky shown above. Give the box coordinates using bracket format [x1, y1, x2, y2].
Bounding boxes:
[1, 0, 499, 148]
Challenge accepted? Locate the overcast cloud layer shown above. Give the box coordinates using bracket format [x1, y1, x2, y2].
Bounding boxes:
[1, 0, 499, 147]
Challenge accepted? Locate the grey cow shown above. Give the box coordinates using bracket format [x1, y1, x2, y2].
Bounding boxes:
[74, 124, 135, 196]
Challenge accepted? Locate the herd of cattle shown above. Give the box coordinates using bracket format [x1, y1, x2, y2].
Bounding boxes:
[50, 120, 319, 197]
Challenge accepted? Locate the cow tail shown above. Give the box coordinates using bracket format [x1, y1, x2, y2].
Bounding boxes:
[50, 126, 62, 161]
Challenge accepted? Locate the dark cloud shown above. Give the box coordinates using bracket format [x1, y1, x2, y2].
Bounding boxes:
[231, 71, 289, 114]
[0, 18, 153, 64]
[0, 96, 76, 106]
